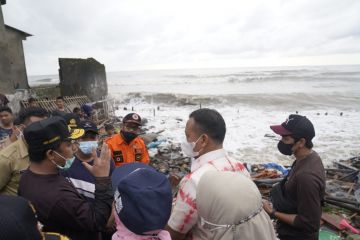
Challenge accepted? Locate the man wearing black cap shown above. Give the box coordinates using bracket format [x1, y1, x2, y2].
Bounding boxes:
[61, 120, 116, 240]
[106, 113, 149, 167]
[61, 120, 115, 202]
[263, 114, 325, 240]
[18, 117, 113, 240]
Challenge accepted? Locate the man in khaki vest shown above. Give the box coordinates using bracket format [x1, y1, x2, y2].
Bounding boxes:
[0, 107, 48, 195]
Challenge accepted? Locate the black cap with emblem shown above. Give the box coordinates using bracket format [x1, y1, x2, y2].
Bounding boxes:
[24, 117, 80, 153]
[63, 113, 81, 129]
[79, 120, 98, 134]
[123, 113, 142, 126]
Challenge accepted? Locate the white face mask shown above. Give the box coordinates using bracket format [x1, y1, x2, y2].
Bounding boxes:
[181, 135, 203, 158]
[52, 151, 75, 170]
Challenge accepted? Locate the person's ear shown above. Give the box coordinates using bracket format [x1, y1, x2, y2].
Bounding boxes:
[297, 138, 306, 148]
[200, 134, 209, 147]
[46, 149, 55, 160]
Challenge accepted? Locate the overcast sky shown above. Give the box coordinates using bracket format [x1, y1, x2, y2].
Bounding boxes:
[2, 0, 360, 75]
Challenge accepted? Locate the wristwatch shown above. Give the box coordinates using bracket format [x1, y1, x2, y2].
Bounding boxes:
[270, 209, 277, 219]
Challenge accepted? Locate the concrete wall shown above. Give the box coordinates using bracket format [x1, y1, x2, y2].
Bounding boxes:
[0, 3, 30, 94]
[5, 27, 29, 90]
[0, 4, 12, 94]
[59, 58, 108, 102]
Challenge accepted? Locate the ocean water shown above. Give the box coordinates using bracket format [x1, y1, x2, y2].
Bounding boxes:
[29, 65, 360, 165]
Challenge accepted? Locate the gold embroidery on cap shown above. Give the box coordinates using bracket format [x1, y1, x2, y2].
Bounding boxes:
[43, 136, 60, 145]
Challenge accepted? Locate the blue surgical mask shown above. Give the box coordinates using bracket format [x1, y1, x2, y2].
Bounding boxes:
[79, 141, 98, 155]
[52, 151, 75, 170]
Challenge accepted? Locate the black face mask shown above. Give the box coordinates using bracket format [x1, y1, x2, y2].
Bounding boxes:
[277, 141, 295, 156]
[121, 130, 138, 144]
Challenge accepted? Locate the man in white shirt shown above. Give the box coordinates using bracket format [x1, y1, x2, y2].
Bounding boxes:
[166, 108, 250, 240]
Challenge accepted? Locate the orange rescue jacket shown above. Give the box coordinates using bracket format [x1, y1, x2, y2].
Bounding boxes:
[105, 133, 150, 167]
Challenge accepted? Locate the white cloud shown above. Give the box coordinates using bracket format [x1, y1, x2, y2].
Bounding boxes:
[2, 0, 360, 75]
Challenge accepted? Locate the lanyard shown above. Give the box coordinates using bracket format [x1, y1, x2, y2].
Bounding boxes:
[200, 203, 263, 231]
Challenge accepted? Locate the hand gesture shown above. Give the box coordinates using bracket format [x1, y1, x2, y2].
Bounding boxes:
[83, 143, 111, 177]
[262, 199, 274, 215]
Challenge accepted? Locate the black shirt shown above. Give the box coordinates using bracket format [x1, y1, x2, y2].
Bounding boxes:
[18, 170, 113, 240]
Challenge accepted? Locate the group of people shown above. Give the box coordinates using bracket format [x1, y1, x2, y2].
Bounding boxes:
[0, 95, 325, 240]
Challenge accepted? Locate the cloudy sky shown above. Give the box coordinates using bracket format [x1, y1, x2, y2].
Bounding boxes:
[2, 0, 360, 75]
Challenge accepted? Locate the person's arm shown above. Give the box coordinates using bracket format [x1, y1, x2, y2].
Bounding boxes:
[50, 144, 113, 231]
[50, 176, 113, 231]
[9, 127, 19, 143]
[0, 155, 11, 192]
[141, 140, 150, 164]
[263, 199, 297, 225]
[105, 204, 116, 233]
[263, 174, 322, 232]
[273, 211, 297, 226]
[109, 159, 116, 174]
[167, 177, 198, 240]
[105, 139, 115, 161]
[165, 226, 187, 240]
[292, 173, 322, 232]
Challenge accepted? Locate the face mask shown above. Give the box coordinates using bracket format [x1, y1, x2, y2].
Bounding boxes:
[181, 135, 203, 158]
[79, 141, 98, 154]
[52, 151, 75, 170]
[121, 130, 138, 144]
[277, 141, 295, 156]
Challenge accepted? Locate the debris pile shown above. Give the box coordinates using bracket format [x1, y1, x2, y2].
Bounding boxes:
[149, 142, 191, 177]
[245, 156, 360, 239]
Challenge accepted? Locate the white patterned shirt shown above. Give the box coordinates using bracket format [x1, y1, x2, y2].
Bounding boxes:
[167, 149, 250, 239]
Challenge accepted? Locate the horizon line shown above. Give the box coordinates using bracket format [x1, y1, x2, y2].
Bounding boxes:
[28, 63, 360, 77]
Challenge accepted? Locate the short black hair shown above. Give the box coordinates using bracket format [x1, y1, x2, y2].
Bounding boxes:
[28, 97, 37, 103]
[18, 107, 49, 125]
[292, 136, 313, 149]
[0, 106, 12, 114]
[105, 124, 114, 131]
[73, 107, 81, 113]
[28, 142, 61, 163]
[82, 131, 98, 140]
[189, 108, 226, 144]
[305, 141, 313, 149]
[56, 96, 64, 100]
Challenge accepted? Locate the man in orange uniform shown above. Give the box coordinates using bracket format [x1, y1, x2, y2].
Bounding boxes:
[106, 113, 150, 167]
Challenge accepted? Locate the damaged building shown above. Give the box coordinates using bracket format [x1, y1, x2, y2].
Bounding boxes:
[0, 0, 31, 94]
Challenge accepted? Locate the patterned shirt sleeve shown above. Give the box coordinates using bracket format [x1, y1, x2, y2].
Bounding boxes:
[168, 175, 198, 234]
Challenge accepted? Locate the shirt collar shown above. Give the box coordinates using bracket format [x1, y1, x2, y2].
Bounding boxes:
[117, 133, 125, 145]
[191, 148, 226, 172]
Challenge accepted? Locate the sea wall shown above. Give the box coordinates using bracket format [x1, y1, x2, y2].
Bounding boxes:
[58, 58, 108, 102]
